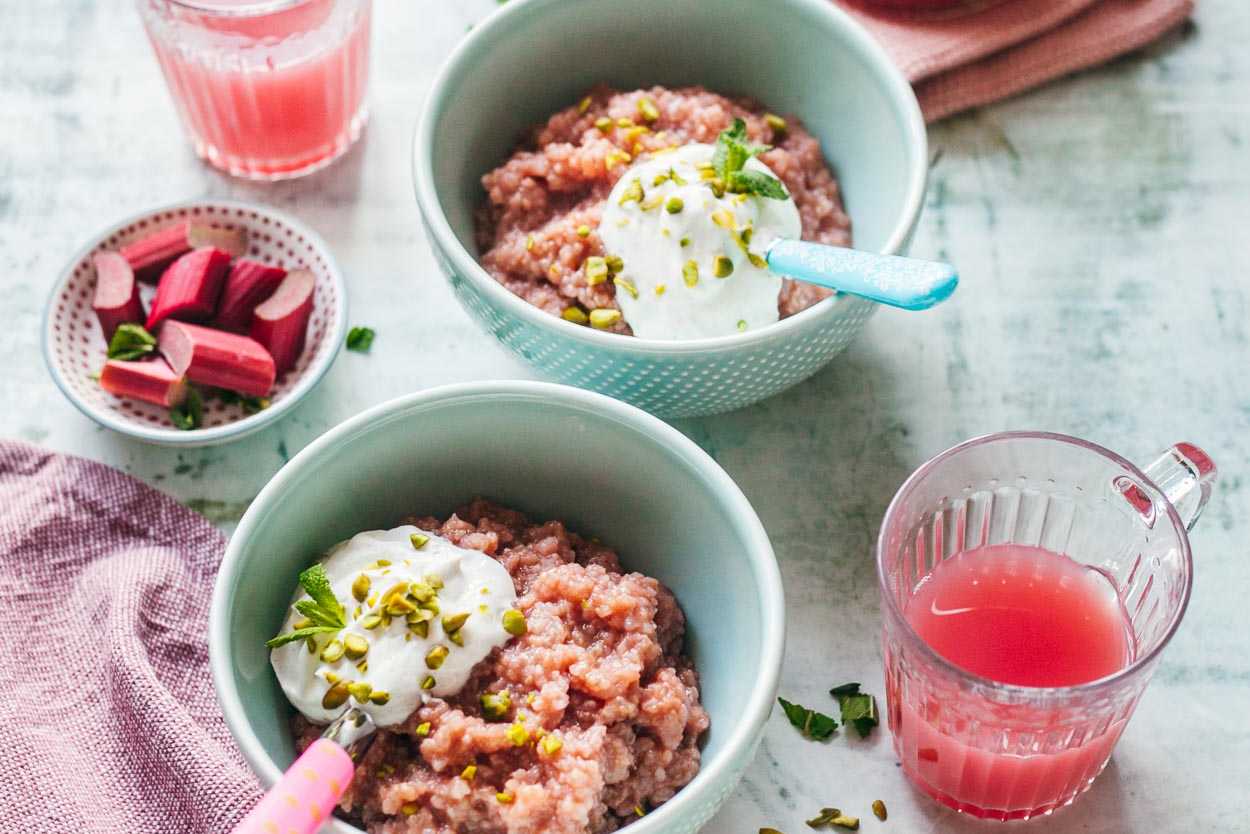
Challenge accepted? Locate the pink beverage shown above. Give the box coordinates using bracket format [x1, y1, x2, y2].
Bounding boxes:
[878, 434, 1216, 821]
[893, 545, 1134, 817]
[137, 0, 371, 180]
[905, 545, 1133, 688]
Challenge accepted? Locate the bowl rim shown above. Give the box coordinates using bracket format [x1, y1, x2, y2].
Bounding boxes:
[41, 198, 348, 447]
[412, 0, 927, 355]
[210, 380, 787, 834]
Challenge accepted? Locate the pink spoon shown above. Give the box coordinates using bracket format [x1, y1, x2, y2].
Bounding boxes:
[232, 708, 376, 834]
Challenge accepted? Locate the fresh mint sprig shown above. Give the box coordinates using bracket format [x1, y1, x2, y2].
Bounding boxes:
[711, 118, 789, 200]
[266, 563, 347, 648]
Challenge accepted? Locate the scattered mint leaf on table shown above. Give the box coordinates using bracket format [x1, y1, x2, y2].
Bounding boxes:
[346, 326, 375, 353]
[829, 682, 879, 738]
[778, 697, 838, 741]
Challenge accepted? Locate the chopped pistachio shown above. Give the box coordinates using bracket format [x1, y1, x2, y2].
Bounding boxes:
[668, 168, 687, 186]
[343, 634, 369, 660]
[360, 613, 383, 630]
[409, 582, 436, 603]
[322, 680, 350, 710]
[613, 276, 638, 299]
[402, 802, 419, 816]
[319, 640, 345, 663]
[683, 260, 699, 287]
[634, 805, 646, 817]
[637, 97, 660, 122]
[871, 800, 887, 822]
[442, 612, 470, 633]
[737, 319, 748, 332]
[549, 263, 561, 277]
[576, 224, 591, 238]
[347, 681, 373, 702]
[641, 194, 665, 211]
[502, 609, 527, 636]
[654, 284, 667, 297]
[421, 675, 436, 690]
[618, 178, 644, 206]
[539, 735, 563, 756]
[652, 171, 670, 187]
[425, 645, 449, 670]
[306, 637, 317, 654]
[665, 196, 684, 214]
[420, 598, 440, 616]
[496, 792, 515, 804]
[748, 252, 767, 269]
[479, 604, 488, 613]
[584, 256, 609, 285]
[460, 764, 477, 781]
[806, 808, 840, 828]
[506, 722, 531, 746]
[604, 149, 631, 171]
[578, 96, 592, 114]
[616, 117, 634, 128]
[410, 533, 429, 549]
[425, 574, 444, 590]
[525, 234, 535, 251]
[713, 255, 734, 278]
[409, 620, 430, 639]
[680, 236, 691, 248]
[830, 815, 859, 830]
[711, 209, 735, 229]
[589, 309, 622, 329]
[481, 689, 512, 720]
[355, 659, 368, 673]
[764, 112, 788, 136]
[562, 307, 589, 325]
[448, 629, 465, 647]
[415, 721, 431, 737]
[370, 689, 391, 706]
[351, 574, 371, 603]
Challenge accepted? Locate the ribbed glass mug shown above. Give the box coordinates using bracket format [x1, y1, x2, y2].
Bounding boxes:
[137, 0, 372, 180]
[877, 432, 1216, 820]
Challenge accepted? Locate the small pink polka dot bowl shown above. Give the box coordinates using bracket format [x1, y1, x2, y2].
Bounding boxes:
[42, 200, 348, 447]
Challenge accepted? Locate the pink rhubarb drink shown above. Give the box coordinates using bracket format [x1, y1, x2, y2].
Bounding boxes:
[878, 434, 1215, 820]
[137, 0, 371, 180]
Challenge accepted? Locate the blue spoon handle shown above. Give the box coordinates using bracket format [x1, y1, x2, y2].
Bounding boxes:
[765, 238, 958, 311]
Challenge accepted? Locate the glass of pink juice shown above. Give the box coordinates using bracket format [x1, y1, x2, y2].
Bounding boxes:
[136, 0, 372, 180]
[877, 432, 1216, 820]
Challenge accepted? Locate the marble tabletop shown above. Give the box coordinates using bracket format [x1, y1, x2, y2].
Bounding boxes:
[2, 1, 1248, 832]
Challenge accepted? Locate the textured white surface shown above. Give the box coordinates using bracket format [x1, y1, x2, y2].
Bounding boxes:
[1, 1, 1248, 832]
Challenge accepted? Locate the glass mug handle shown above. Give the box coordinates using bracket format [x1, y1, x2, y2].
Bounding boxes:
[1141, 443, 1217, 531]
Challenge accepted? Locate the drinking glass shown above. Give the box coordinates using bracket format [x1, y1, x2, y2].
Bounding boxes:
[136, 0, 372, 180]
[877, 432, 1216, 820]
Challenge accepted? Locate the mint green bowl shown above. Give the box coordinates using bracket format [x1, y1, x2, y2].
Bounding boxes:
[413, 0, 927, 419]
[210, 381, 785, 834]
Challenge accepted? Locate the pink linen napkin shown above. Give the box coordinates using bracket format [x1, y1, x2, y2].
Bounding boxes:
[0, 440, 260, 831]
[839, 0, 1195, 121]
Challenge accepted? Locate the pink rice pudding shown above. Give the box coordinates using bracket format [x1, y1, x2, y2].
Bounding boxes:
[292, 499, 709, 834]
[476, 85, 852, 336]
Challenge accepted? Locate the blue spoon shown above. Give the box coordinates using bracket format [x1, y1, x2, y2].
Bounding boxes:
[766, 239, 958, 311]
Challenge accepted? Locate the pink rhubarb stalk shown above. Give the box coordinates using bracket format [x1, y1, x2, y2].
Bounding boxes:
[120, 221, 249, 282]
[214, 259, 287, 332]
[250, 268, 315, 374]
[99, 358, 189, 407]
[159, 320, 276, 397]
[91, 251, 145, 341]
[146, 247, 232, 332]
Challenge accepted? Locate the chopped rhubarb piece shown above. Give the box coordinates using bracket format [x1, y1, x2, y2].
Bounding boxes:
[146, 248, 232, 331]
[120, 221, 249, 282]
[250, 268, 315, 374]
[99, 358, 189, 408]
[91, 252, 145, 342]
[160, 320, 276, 397]
[214, 259, 287, 332]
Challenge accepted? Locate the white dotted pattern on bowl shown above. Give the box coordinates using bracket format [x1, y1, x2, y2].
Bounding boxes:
[49, 205, 341, 436]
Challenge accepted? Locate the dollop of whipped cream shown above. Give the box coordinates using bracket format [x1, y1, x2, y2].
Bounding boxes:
[599, 143, 800, 340]
[270, 526, 517, 727]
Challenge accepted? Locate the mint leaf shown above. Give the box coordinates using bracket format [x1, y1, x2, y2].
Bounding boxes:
[169, 387, 203, 431]
[294, 598, 345, 629]
[346, 326, 375, 353]
[265, 624, 339, 649]
[831, 684, 878, 738]
[727, 170, 789, 200]
[298, 563, 345, 627]
[107, 323, 156, 361]
[778, 697, 838, 741]
[828, 682, 860, 697]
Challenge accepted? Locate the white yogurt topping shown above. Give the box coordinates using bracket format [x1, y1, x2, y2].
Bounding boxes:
[599, 143, 801, 340]
[270, 526, 518, 727]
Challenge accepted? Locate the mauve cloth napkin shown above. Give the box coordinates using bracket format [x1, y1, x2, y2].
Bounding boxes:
[0, 440, 259, 831]
[839, 0, 1195, 121]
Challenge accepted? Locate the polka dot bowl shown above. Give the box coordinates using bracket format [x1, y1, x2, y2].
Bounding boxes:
[413, 0, 927, 419]
[42, 200, 348, 447]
